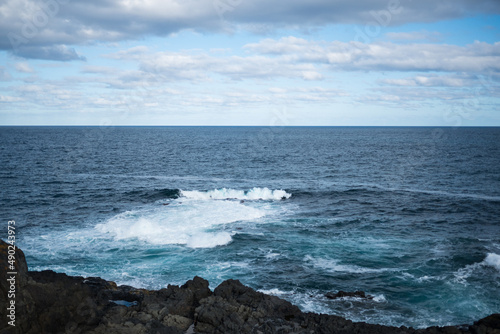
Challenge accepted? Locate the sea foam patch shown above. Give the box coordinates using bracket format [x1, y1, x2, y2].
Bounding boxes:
[96, 198, 266, 248]
[303, 255, 389, 274]
[180, 187, 291, 201]
[484, 253, 500, 272]
[453, 253, 500, 284]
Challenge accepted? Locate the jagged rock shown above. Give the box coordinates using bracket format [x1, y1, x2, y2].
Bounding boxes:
[194, 279, 304, 333]
[213, 279, 302, 319]
[140, 276, 212, 319]
[1, 239, 500, 334]
[162, 314, 193, 331]
[469, 314, 500, 334]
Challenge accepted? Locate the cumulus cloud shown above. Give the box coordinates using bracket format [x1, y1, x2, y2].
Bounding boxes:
[14, 83, 84, 108]
[380, 74, 469, 87]
[302, 71, 324, 81]
[245, 38, 500, 73]
[78, 37, 500, 99]
[1, 0, 499, 60]
[108, 47, 326, 82]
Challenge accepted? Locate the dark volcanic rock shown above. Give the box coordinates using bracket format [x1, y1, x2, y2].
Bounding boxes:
[0, 240, 210, 334]
[194, 279, 303, 333]
[1, 239, 500, 334]
[470, 314, 500, 334]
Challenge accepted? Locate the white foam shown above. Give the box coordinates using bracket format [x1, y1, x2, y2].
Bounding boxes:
[453, 263, 481, 285]
[372, 294, 387, 303]
[484, 253, 500, 272]
[416, 275, 441, 283]
[96, 199, 265, 248]
[453, 253, 500, 284]
[265, 252, 281, 259]
[328, 293, 387, 303]
[304, 255, 388, 274]
[180, 187, 291, 201]
[258, 288, 288, 296]
[186, 232, 233, 248]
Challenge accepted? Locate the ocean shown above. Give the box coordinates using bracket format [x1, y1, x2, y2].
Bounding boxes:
[1, 126, 499, 328]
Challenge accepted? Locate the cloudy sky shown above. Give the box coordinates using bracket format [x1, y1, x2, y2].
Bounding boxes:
[1, 0, 499, 125]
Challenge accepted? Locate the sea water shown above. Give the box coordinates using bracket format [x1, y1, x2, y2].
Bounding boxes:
[1, 126, 499, 328]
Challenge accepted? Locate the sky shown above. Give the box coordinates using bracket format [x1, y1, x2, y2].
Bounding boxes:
[0, 0, 499, 126]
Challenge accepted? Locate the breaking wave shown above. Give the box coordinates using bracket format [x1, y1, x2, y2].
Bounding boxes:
[95, 188, 291, 248]
[180, 187, 291, 201]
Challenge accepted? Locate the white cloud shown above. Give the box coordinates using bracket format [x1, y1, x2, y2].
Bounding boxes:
[109, 47, 326, 82]
[15, 62, 35, 73]
[269, 87, 288, 94]
[246, 38, 500, 73]
[380, 74, 470, 87]
[0, 95, 22, 102]
[101, 37, 499, 89]
[15, 84, 84, 108]
[1, 0, 500, 60]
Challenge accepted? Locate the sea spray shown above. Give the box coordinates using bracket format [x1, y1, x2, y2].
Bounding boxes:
[180, 187, 291, 201]
[95, 197, 268, 247]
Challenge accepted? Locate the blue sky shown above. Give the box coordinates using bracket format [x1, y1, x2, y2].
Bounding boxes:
[0, 0, 499, 126]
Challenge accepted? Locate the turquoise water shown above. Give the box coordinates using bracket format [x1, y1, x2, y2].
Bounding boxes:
[1, 126, 499, 328]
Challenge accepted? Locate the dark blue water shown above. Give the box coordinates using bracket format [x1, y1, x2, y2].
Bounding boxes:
[1, 126, 499, 328]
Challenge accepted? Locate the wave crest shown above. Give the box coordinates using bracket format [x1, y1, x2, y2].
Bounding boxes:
[453, 253, 500, 284]
[180, 187, 291, 201]
[484, 253, 500, 272]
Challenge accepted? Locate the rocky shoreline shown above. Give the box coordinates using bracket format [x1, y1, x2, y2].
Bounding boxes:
[1, 240, 499, 334]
